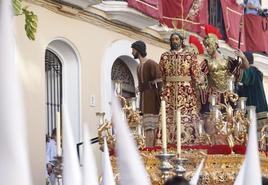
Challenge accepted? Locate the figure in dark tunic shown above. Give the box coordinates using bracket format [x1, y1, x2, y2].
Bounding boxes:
[131, 40, 162, 146]
[238, 52, 268, 129]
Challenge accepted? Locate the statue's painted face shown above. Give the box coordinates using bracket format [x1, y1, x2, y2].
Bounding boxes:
[203, 37, 217, 56]
[132, 48, 139, 59]
[170, 34, 182, 50]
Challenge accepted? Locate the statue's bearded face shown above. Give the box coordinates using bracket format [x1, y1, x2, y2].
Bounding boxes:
[170, 34, 181, 50]
[132, 48, 139, 59]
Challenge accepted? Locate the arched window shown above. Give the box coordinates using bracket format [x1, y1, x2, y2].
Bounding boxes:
[111, 56, 136, 98]
[45, 50, 62, 136]
[46, 39, 80, 142]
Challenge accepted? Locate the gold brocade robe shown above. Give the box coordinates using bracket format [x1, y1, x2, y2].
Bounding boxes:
[159, 49, 203, 144]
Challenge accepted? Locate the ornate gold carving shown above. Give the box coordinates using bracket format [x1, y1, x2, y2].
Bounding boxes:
[97, 117, 115, 151]
[97, 87, 145, 151]
[260, 124, 268, 150]
[109, 148, 268, 185]
[202, 91, 249, 149]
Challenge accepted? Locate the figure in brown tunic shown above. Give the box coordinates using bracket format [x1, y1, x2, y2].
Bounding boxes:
[131, 40, 162, 146]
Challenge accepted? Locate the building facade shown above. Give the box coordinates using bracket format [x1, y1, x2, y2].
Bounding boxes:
[15, 0, 268, 184]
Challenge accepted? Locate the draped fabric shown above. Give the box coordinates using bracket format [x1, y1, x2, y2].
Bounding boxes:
[128, 0, 208, 34]
[128, 0, 162, 19]
[160, 0, 208, 34]
[238, 66, 268, 115]
[220, 0, 246, 51]
[244, 14, 268, 54]
[128, 0, 268, 54]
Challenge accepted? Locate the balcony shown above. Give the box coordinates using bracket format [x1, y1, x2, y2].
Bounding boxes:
[91, 0, 158, 30]
[54, 0, 101, 9]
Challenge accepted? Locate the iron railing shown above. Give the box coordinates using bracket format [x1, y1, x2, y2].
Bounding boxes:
[45, 50, 62, 136]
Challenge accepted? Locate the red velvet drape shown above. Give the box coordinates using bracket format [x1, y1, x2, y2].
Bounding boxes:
[244, 14, 268, 54]
[220, 0, 246, 51]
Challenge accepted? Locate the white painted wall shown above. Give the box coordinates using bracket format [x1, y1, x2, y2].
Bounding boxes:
[262, 1, 268, 9]
[14, 2, 166, 184]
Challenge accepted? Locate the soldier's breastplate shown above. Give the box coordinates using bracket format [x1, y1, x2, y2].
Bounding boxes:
[208, 59, 230, 92]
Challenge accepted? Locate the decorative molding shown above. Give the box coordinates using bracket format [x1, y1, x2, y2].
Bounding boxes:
[58, 0, 100, 9]
[92, 1, 158, 30]
[24, 0, 268, 76]
[25, 0, 169, 49]
[254, 54, 268, 77]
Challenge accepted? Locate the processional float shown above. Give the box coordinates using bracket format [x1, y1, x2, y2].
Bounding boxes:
[97, 80, 268, 185]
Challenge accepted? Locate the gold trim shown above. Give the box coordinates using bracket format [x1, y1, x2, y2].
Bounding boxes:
[136, 0, 159, 10]
[162, 16, 201, 25]
[226, 7, 243, 15]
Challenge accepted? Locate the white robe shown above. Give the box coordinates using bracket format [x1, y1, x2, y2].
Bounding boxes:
[46, 139, 57, 185]
[46, 139, 57, 164]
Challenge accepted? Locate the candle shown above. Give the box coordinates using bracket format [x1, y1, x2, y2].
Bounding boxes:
[161, 100, 167, 153]
[198, 120, 203, 135]
[238, 97, 247, 111]
[212, 106, 220, 120]
[228, 76, 234, 92]
[227, 105, 233, 118]
[114, 80, 122, 96]
[96, 112, 105, 125]
[137, 124, 142, 135]
[131, 97, 136, 111]
[223, 122, 228, 134]
[56, 112, 62, 156]
[215, 109, 220, 120]
[176, 109, 181, 157]
[136, 93, 140, 110]
[142, 127, 145, 138]
[237, 122, 241, 132]
[247, 106, 256, 124]
[210, 95, 216, 106]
